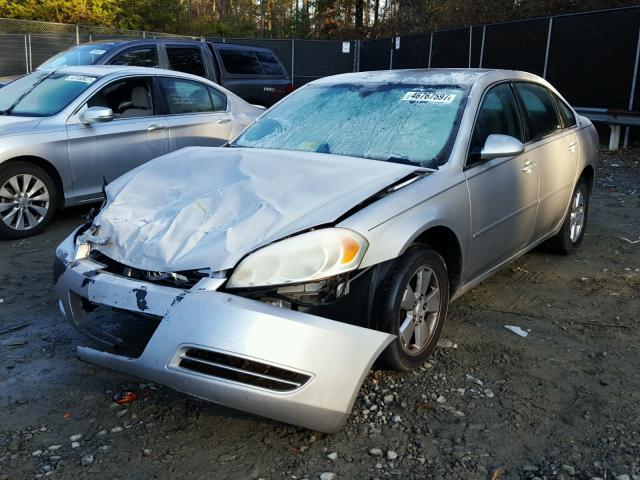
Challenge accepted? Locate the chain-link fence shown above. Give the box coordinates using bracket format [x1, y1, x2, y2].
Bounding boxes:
[2, 6, 640, 111]
[0, 18, 197, 77]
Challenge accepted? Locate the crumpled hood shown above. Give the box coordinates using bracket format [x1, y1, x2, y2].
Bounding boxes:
[93, 147, 419, 272]
[0, 116, 41, 136]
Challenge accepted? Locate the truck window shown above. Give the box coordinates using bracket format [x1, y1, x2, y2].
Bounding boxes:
[255, 50, 286, 75]
[109, 47, 159, 68]
[166, 46, 206, 78]
[218, 49, 263, 75]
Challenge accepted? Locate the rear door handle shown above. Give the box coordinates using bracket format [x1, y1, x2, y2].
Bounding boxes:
[568, 142, 578, 152]
[217, 118, 232, 124]
[147, 124, 166, 132]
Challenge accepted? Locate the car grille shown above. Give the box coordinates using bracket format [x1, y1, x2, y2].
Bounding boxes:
[89, 251, 208, 289]
[178, 348, 311, 392]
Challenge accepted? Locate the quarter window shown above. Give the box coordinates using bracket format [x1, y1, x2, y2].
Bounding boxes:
[469, 83, 523, 157]
[255, 51, 285, 75]
[218, 48, 263, 75]
[515, 83, 562, 140]
[553, 93, 577, 128]
[208, 87, 227, 111]
[166, 46, 206, 78]
[109, 47, 159, 68]
[159, 77, 224, 114]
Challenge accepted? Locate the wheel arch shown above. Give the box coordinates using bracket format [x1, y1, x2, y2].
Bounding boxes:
[579, 164, 595, 195]
[409, 225, 463, 297]
[1, 156, 65, 209]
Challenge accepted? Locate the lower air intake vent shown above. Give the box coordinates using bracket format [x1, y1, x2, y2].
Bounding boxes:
[178, 348, 311, 392]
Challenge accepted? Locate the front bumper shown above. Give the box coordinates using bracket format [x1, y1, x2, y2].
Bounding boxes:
[54, 233, 394, 433]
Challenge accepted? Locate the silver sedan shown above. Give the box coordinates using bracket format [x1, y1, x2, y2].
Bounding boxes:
[54, 69, 598, 433]
[0, 65, 262, 239]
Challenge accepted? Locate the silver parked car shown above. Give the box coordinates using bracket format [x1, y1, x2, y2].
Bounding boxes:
[54, 69, 598, 433]
[0, 65, 262, 239]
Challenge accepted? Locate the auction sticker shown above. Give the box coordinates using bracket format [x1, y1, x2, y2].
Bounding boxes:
[90, 49, 106, 55]
[64, 75, 96, 84]
[401, 91, 456, 103]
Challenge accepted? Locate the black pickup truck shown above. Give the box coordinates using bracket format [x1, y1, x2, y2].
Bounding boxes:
[1, 40, 293, 107]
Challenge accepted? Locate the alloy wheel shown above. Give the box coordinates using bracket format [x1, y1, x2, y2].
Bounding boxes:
[569, 189, 585, 243]
[398, 266, 441, 355]
[0, 173, 50, 231]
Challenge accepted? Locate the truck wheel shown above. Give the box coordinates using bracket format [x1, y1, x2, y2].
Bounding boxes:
[0, 162, 58, 240]
[545, 179, 589, 255]
[375, 247, 450, 371]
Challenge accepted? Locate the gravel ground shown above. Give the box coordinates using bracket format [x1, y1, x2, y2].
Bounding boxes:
[0, 150, 639, 480]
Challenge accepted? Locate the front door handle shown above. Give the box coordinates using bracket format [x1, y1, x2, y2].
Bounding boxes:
[522, 160, 538, 174]
[147, 124, 166, 132]
[217, 118, 232, 124]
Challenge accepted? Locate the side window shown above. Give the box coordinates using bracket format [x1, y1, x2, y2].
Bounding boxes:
[515, 83, 562, 140]
[87, 77, 153, 118]
[208, 87, 228, 111]
[109, 47, 158, 68]
[159, 77, 215, 114]
[553, 93, 577, 128]
[469, 83, 523, 158]
[166, 46, 206, 78]
[218, 48, 264, 75]
[254, 50, 285, 75]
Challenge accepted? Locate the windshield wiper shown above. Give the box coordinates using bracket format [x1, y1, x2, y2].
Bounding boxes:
[0, 70, 56, 115]
[385, 155, 416, 166]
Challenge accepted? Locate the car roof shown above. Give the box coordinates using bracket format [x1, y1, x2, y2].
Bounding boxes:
[49, 65, 200, 78]
[85, 39, 201, 46]
[310, 68, 529, 86]
[208, 42, 274, 53]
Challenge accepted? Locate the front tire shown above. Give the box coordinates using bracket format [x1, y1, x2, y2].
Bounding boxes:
[0, 162, 57, 240]
[545, 179, 589, 255]
[375, 248, 450, 371]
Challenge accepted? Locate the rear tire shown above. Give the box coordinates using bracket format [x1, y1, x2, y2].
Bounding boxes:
[544, 179, 589, 255]
[0, 162, 57, 240]
[375, 247, 450, 371]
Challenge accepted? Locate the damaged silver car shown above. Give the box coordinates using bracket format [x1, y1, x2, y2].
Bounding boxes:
[55, 69, 598, 433]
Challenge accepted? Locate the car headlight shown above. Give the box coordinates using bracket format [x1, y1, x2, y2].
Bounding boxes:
[227, 228, 368, 288]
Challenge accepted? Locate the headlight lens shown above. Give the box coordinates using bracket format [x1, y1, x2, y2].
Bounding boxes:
[227, 228, 368, 288]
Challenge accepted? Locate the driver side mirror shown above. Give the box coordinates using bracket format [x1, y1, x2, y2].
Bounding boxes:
[480, 134, 524, 160]
[80, 106, 114, 124]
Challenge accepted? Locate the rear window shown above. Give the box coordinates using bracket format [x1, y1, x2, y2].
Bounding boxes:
[218, 48, 263, 74]
[166, 46, 206, 78]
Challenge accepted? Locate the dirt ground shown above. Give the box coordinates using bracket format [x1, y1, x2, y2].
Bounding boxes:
[0, 149, 639, 480]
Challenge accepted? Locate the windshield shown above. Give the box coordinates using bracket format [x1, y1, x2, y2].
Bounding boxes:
[233, 82, 468, 167]
[0, 71, 97, 117]
[39, 44, 116, 70]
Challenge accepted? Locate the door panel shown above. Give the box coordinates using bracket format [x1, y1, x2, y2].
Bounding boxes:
[66, 117, 169, 199]
[513, 82, 577, 240]
[464, 82, 539, 279]
[465, 155, 539, 279]
[66, 76, 169, 200]
[158, 77, 233, 150]
[166, 113, 233, 150]
[533, 132, 579, 239]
